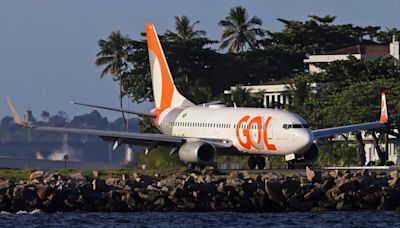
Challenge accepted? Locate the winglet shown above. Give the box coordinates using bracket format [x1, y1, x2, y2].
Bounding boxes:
[379, 92, 388, 123]
[6, 97, 23, 125]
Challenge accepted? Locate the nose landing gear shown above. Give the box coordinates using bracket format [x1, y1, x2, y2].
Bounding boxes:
[248, 156, 266, 169]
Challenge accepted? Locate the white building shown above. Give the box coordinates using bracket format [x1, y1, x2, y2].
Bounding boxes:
[224, 80, 322, 109]
[304, 36, 400, 73]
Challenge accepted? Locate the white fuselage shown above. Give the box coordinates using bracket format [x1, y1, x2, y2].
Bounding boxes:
[156, 105, 314, 156]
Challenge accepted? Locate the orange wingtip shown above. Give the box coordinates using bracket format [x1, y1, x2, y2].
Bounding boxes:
[379, 92, 388, 123]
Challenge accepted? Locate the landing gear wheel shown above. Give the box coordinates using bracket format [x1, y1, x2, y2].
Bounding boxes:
[286, 161, 295, 169]
[256, 156, 266, 169]
[188, 163, 196, 170]
[248, 156, 257, 169]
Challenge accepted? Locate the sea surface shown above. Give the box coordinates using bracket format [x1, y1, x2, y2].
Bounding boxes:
[0, 210, 399, 227]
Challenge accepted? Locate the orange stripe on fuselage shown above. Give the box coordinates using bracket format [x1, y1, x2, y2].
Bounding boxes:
[146, 23, 174, 109]
[152, 108, 166, 127]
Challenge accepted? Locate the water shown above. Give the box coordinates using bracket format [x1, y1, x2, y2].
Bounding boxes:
[1, 211, 400, 227]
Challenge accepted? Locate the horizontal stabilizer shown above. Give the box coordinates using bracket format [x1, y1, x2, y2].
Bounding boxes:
[70, 102, 155, 118]
[5, 97, 34, 128]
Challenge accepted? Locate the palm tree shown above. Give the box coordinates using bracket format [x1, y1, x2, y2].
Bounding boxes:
[165, 15, 206, 42]
[219, 6, 264, 53]
[95, 31, 131, 130]
[230, 85, 255, 107]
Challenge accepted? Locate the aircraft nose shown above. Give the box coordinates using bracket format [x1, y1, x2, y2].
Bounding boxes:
[295, 129, 313, 152]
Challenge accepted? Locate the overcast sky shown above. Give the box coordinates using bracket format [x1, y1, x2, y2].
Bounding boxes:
[1, 0, 399, 121]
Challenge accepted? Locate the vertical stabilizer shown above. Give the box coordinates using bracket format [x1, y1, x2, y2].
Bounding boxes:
[145, 23, 194, 109]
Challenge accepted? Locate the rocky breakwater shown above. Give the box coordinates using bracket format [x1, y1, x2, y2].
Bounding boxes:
[1, 168, 400, 212]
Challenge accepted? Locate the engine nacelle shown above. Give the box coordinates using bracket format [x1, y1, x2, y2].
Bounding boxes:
[302, 143, 320, 163]
[178, 141, 216, 164]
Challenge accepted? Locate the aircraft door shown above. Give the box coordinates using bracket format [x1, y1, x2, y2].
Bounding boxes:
[267, 119, 274, 140]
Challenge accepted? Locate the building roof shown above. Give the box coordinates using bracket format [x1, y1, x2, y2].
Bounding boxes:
[258, 80, 291, 86]
[324, 45, 389, 56]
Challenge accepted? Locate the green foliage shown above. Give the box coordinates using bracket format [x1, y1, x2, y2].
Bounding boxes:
[228, 85, 263, 107]
[316, 144, 358, 167]
[0, 169, 33, 181]
[139, 117, 159, 133]
[137, 147, 184, 169]
[219, 6, 264, 53]
[266, 15, 377, 54]
[165, 15, 206, 42]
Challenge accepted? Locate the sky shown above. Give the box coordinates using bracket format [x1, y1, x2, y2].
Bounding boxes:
[1, 0, 399, 121]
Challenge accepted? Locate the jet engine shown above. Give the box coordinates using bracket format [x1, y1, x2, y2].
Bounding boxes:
[178, 141, 216, 164]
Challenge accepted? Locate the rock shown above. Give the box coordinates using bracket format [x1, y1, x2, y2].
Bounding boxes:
[229, 171, 238, 178]
[262, 172, 282, 180]
[240, 171, 250, 179]
[0, 180, 11, 192]
[338, 180, 359, 193]
[281, 178, 300, 198]
[106, 177, 120, 186]
[388, 176, 399, 188]
[197, 175, 205, 183]
[205, 175, 213, 183]
[92, 170, 99, 178]
[318, 199, 336, 209]
[388, 171, 400, 188]
[217, 182, 224, 192]
[69, 172, 86, 181]
[92, 179, 107, 191]
[322, 177, 335, 191]
[226, 177, 244, 187]
[355, 169, 369, 177]
[336, 201, 354, 211]
[36, 184, 48, 200]
[287, 193, 301, 210]
[136, 175, 154, 187]
[12, 184, 40, 211]
[265, 180, 284, 207]
[29, 171, 45, 181]
[304, 187, 323, 200]
[306, 166, 322, 183]
[390, 170, 400, 179]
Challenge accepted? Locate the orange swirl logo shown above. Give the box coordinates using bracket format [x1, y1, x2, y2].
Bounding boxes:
[235, 115, 277, 151]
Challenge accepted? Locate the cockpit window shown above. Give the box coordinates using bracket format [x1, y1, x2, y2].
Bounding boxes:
[283, 123, 310, 129]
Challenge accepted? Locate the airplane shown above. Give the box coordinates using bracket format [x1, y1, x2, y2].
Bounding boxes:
[6, 23, 388, 169]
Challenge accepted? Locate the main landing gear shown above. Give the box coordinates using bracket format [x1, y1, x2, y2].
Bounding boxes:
[248, 156, 266, 169]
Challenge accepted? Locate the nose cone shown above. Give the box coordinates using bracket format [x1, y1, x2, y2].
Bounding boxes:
[294, 129, 313, 153]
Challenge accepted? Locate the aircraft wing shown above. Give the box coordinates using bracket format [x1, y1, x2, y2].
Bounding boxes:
[70, 101, 155, 118]
[312, 92, 388, 139]
[312, 121, 385, 139]
[6, 98, 232, 149]
[32, 126, 232, 148]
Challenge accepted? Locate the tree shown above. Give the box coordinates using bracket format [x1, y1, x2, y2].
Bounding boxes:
[41, 111, 50, 122]
[229, 85, 263, 107]
[95, 31, 131, 130]
[165, 15, 206, 42]
[219, 6, 264, 53]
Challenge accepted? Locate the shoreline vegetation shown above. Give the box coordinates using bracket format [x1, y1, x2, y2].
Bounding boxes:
[1, 168, 400, 213]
